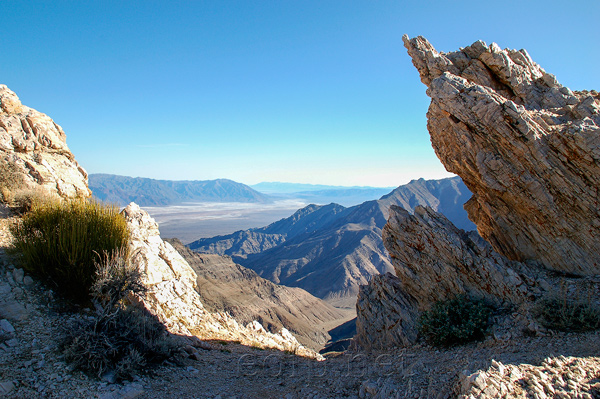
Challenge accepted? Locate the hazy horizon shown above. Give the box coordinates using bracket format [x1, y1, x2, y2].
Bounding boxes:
[89, 172, 399, 190]
[2, 1, 597, 187]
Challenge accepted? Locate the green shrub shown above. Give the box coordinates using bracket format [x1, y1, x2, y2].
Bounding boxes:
[61, 252, 175, 380]
[9, 198, 129, 303]
[418, 295, 492, 347]
[534, 298, 600, 332]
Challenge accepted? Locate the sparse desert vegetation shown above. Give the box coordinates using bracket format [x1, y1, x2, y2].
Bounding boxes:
[60, 251, 176, 381]
[9, 197, 129, 303]
[418, 295, 492, 347]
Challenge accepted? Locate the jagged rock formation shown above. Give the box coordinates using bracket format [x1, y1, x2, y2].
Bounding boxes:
[356, 36, 600, 349]
[403, 35, 600, 275]
[355, 272, 419, 348]
[382, 206, 545, 308]
[90, 174, 271, 206]
[168, 239, 353, 350]
[193, 177, 474, 308]
[356, 206, 551, 349]
[121, 203, 321, 359]
[0, 85, 89, 199]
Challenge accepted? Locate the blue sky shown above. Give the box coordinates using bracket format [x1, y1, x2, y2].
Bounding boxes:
[2, 1, 598, 187]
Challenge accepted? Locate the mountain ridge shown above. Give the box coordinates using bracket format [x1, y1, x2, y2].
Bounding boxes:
[189, 176, 475, 308]
[89, 174, 271, 206]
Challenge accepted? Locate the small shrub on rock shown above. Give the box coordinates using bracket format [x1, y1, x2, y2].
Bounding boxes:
[61, 252, 175, 380]
[9, 198, 129, 303]
[0, 158, 25, 203]
[534, 298, 600, 332]
[418, 295, 492, 347]
[10, 188, 59, 214]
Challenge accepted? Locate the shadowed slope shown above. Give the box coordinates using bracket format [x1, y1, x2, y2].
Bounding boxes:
[169, 239, 353, 350]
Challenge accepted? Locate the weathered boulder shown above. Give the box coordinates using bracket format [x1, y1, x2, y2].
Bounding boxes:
[121, 203, 322, 359]
[0, 85, 89, 199]
[403, 35, 600, 276]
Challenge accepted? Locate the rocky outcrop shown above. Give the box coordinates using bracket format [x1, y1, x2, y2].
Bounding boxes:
[403, 35, 600, 276]
[356, 205, 551, 348]
[356, 37, 600, 349]
[382, 205, 547, 308]
[404, 36, 600, 275]
[0, 85, 89, 199]
[121, 203, 322, 359]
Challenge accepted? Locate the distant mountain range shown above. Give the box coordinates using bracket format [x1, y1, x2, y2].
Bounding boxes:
[252, 182, 395, 207]
[168, 239, 354, 350]
[89, 174, 271, 206]
[189, 177, 476, 308]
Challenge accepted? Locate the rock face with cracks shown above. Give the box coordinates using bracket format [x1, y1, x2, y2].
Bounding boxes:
[356, 205, 553, 349]
[0, 85, 90, 199]
[403, 35, 600, 276]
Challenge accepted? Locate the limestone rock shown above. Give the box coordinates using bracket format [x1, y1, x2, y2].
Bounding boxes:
[455, 356, 600, 399]
[0, 85, 89, 199]
[0, 381, 15, 396]
[0, 319, 14, 334]
[403, 35, 600, 276]
[0, 300, 29, 321]
[121, 203, 323, 359]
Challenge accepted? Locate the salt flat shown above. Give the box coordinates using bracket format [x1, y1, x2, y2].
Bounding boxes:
[143, 199, 308, 243]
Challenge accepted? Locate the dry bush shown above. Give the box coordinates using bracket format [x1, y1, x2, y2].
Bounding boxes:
[10, 188, 60, 214]
[62, 306, 175, 380]
[61, 251, 176, 380]
[535, 297, 600, 332]
[0, 158, 25, 203]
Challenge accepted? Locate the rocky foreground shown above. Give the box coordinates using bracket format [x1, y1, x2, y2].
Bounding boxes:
[0, 202, 599, 399]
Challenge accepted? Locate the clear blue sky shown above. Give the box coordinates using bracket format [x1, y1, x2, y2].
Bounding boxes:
[2, 1, 598, 186]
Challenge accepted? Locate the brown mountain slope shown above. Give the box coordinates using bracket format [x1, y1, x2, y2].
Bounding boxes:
[168, 239, 354, 350]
